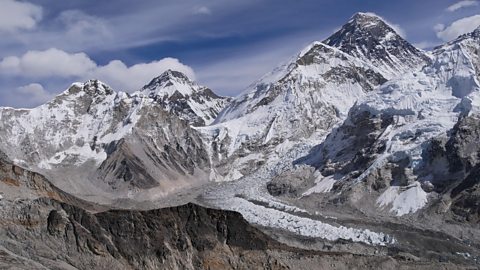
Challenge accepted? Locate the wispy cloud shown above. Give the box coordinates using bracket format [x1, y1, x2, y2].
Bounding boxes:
[16, 83, 53, 105]
[436, 14, 480, 41]
[193, 6, 212, 15]
[413, 41, 440, 50]
[446, 0, 478, 12]
[0, 0, 42, 32]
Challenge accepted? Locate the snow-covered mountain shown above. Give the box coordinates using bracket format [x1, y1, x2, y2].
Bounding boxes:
[0, 73, 227, 203]
[140, 70, 230, 126]
[201, 12, 428, 181]
[292, 25, 480, 218]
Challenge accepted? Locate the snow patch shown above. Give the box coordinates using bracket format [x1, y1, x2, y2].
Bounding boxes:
[377, 182, 428, 216]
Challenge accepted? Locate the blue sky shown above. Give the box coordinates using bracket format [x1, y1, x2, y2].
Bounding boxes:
[0, 0, 479, 107]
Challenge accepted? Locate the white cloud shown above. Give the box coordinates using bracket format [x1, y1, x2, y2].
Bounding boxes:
[433, 23, 445, 32]
[413, 41, 440, 50]
[446, 0, 478, 12]
[16, 83, 52, 105]
[436, 14, 480, 41]
[193, 6, 212, 15]
[0, 48, 97, 77]
[57, 10, 112, 47]
[93, 58, 196, 91]
[0, 0, 42, 32]
[0, 48, 196, 92]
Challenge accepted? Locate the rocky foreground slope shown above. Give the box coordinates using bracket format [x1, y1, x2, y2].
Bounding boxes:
[0, 153, 474, 269]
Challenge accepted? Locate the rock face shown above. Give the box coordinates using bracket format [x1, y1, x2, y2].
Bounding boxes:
[419, 115, 480, 223]
[324, 12, 431, 77]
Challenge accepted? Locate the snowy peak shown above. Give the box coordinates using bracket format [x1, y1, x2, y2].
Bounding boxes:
[325, 12, 402, 48]
[146, 69, 191, 87]
[66, 79, 115, 97]
[139, 70, 230, 126]
[324, 12, 430, 77]
[142, 69, 195, 97]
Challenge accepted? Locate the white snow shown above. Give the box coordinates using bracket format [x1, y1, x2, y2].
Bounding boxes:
[377, 182, 428, 216]
[353, 26, 480, 215]
[302, 173, 336, 195]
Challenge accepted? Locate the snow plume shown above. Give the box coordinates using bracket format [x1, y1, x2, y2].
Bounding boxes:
[436, 15, 480, 41]
[446, 0, 478, 12]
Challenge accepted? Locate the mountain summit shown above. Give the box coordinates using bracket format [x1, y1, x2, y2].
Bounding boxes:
[324, 12, 430, 77]
[140, 70, 230, 126]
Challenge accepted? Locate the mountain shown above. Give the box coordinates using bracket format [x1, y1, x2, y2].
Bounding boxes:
[324, 12, 431, 77]
[0, 74, 224, 204]
[285, 23, 480, 220]
[141, 70, 231, 126]
[202, 12, 428, 181]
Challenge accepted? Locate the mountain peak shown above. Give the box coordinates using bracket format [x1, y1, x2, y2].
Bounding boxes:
[145, 70, 191, 89]
[323, 12, 429, 77]
[137, 70, 230, 126]
[350, 12, 384, 23]
[325, 12, 399, 47]
[66, 79, 114, 97]
[141, 70, 196, 99]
